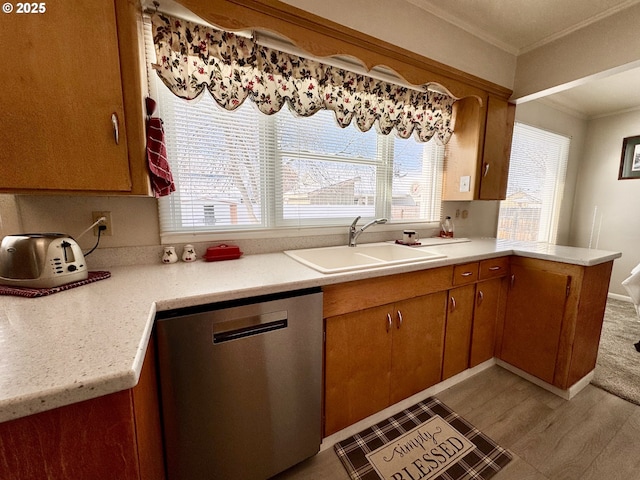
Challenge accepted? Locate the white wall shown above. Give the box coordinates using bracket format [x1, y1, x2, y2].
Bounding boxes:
[513, 4, 640, 101]
[280, 0, 517, 89]
[569, 109, 640, 295]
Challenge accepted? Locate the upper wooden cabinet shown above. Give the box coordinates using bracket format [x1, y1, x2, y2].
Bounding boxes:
[479, 96, 517, 199]
[443, 95, 516, 201]
[0, 0, 149, 195]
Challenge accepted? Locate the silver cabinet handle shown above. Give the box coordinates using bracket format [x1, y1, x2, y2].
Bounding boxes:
[510, 274, 515, 288]
[489, 266, 501, 271]
[386, 313, 392, 332]
[477, 290, 484, 307]
[397, 310, 403, 329]
[111, 113, 119, 145]
[461, 271, 473, 277]
[483, 163, 490, 177]
[450, 296, 456, 312]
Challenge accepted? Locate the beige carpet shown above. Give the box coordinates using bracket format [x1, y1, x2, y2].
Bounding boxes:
[591, 297, 640, 405]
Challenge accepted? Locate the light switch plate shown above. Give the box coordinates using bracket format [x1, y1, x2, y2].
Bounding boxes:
[460, 175, 471, 193]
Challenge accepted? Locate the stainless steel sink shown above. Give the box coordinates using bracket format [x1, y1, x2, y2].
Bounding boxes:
[284, 242, 446, 273]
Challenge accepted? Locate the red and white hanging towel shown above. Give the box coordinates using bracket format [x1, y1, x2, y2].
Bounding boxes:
[146, 117, 175, 197]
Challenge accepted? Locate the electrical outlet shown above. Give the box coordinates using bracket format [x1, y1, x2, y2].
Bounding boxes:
[92, 211, 113, 236]
[459, 176, 471, 193]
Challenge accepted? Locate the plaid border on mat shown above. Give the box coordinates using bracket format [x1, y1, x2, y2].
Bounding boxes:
[0, 271, 111, 297]
[334, 396, 512, 480]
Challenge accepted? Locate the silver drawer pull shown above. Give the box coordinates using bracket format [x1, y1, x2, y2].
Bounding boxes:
[450, 296, 456, 312]
[111, 113, 119, 145]
[386, 313, 392, 332]
[489, 266, 501, 271]
[477, 290, 484, 306]
[397, 310, 403, 329]
[461, 272, 473, 277]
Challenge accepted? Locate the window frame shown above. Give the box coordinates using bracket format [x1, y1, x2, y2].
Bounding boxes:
[497, 122, 570, 244]
[144, 18, 444, 244]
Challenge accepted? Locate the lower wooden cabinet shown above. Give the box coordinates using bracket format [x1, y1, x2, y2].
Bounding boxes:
[324, 292, 447, 436]
[442, 284, 475, 380]
[500, 263, 569, 384]
[0, 338, 165, 480]
[498, 257, 613, 389]
[322, 255, 612, 436]
[325, 304, 392, 435]
[390, 294, 448, 404]
[470, 277, 506, 368]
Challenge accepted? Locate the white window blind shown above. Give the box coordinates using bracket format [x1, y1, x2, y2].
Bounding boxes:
[144, 19, 444, 241]
[497, 123, 570, 243]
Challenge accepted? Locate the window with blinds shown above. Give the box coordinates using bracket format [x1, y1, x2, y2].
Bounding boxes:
[497, 123, 570, 243]
[145, 20, 444, 240]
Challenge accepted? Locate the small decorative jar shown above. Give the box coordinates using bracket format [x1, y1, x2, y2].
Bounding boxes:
[181, 244, 197, 262]
[162, 246, 178, 264]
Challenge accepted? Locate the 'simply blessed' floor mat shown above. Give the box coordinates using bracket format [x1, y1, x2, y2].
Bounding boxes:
[334, 397, 512, 480]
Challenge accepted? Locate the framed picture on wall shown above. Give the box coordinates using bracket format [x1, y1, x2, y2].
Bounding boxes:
[619, 135, 640, 179]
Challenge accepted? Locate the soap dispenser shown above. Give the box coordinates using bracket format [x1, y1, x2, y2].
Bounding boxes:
[440, 216, 454, 238]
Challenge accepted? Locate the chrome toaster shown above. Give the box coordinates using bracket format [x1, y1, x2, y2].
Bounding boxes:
[0, 233, 88, 289]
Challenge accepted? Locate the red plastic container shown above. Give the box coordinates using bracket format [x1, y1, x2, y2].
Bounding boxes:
[203, 244, 243, 262]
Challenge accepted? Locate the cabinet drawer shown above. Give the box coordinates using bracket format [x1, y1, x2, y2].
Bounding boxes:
[323, 266, 453, 318]
[453, 262, 479, 285]
[479, 257, 510, 280]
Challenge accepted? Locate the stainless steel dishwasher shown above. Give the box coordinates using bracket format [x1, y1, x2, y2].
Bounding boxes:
[155, 288, 323, 480]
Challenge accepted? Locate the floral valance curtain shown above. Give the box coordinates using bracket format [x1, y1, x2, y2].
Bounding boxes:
[151, 13, 455, 144]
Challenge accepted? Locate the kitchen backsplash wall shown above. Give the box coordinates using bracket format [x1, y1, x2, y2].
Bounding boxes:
[0, 195, 21, 237]
[5, 195, 161, 249]
[0, 194, 499, 268]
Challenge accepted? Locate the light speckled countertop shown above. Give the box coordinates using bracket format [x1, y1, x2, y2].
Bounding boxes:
[0, 238, 621, 423]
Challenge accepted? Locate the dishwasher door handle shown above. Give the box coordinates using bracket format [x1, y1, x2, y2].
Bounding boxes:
[213, 310, 288, 344]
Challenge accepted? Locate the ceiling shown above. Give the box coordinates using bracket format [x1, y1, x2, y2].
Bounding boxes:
[408, 0, 640, 118]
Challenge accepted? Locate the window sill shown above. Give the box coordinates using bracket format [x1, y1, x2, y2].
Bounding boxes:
[160, 221, 441, 250]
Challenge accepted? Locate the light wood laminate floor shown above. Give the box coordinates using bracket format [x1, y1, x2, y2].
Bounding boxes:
[273, 366, 640, 480]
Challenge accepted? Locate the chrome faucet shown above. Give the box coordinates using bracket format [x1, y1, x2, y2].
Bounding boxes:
[348, 216, 388, 247]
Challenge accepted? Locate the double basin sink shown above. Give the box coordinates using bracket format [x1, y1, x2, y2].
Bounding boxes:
[284, 242, 447, 273]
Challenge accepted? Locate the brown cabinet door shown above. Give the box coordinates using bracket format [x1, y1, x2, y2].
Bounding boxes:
[442, 97, 481, 201]
[0, 0, 132, 192]
[479, 96, 516, 200]
[390, 292, 447, 404]
[442, 284, 476, 380]
[500, 264, 569, 384]
[324, 305, 393, 436]
[470, 278, 503, 367]
[0, 340, 163, 480]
